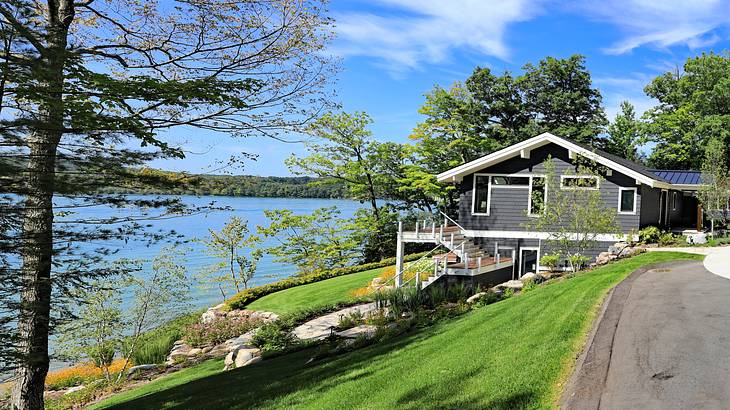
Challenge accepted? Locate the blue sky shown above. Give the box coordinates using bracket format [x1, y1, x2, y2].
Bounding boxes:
[152, 0, 730, 176]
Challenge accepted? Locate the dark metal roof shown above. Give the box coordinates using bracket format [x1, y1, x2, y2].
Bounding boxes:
[649, 169, 702, 185]
[551, 135, 672, 184]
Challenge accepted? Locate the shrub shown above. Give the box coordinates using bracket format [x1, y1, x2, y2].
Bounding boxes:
[427, 285, 447, 308]
[337, 310, 364, 330]
[639, 226, 662, 244]
[447, 282, 470, 303]
[567, 254, 590, 271]
[251, 322, 298, 353]
[522, 281, 538, 293]
[131, 333, 178, 365]
[183, 317, 263, 348]
[539, 254, 559, 271]
[659, 232, 679, 246]
[226, 251, 430, 310]
[502, 288, 515, 299]
[473, 290, 501, 307]
[45, 359, 128, 390]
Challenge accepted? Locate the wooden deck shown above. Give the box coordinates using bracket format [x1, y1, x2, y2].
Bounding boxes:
[448, 258, 513, 269]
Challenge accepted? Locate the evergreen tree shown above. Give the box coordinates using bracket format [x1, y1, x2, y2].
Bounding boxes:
[602, 101, 641, 162]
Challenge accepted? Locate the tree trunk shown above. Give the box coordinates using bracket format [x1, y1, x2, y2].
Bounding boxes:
[11, 4, 70, 407]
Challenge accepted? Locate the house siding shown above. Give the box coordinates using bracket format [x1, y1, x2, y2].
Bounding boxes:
[458, 143, 643, 234]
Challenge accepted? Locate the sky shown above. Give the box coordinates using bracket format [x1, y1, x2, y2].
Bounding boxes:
[151, 0, 730, 177]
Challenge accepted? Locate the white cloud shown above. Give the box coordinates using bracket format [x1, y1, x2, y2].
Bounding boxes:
[575, 0, 730, 54]
[331, 0, 542, 72]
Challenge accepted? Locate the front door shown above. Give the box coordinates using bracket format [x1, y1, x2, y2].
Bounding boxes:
[520, 248, 539, 277]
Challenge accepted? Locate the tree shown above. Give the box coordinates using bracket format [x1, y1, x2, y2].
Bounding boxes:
[643, 52, 730, 169]
[287, 112, 386, 220]
[258, 207, 360, 274]
[118, 247, 191, 378]
[409, 55, 607, 217]
[602, 101, 641, 161]
[697, 138, 730, 233]
[519, 55, 607, 145]
[0, 1, 334, 407]
[55, 283, 123, 380]
[525, 158, 619, 272]
[199, 217, 263, 300]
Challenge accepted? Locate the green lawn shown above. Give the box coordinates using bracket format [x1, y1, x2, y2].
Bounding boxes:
[92, 252, 702, 410]
[245, 266, 388, 315]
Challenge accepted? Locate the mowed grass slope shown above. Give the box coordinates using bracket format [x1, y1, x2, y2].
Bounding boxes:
[244, 266, 387, 315]
[93, 252, 703, 410]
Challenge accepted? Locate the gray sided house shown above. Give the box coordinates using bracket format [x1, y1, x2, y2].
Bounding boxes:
[395, 132, 704, 289]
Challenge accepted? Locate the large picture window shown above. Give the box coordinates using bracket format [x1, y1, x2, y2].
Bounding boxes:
[473, 175, 490, 214]
[618, 187, 637, 214]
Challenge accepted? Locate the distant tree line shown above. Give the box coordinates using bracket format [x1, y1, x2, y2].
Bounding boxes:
[98, 169, 349, 199]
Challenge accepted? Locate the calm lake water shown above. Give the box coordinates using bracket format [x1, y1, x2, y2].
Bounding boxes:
[66, 195, 367, 310]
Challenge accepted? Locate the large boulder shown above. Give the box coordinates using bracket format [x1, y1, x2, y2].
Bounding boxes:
[201, 303, 228, 324]
[466, 292, 487, 304]
[335, 325, 377, 339]
[224, 346, 261, 370]
[494, 280, 523, 291]
[595, 251, 611, 265]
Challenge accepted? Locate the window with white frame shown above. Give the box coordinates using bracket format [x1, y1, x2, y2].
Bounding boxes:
[672, 192, 678, 211]
[561, 175, 599, 190]
[618, 187, 637, 214]
[528, 177, 546, 216]
[473, 175, 490, 214]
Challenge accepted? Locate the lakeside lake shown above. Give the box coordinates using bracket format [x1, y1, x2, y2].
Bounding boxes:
[64, 195, 368, 310]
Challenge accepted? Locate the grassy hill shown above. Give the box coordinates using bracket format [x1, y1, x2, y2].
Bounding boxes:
[91, 252, 703, 410]
[244, 266, 387, 315]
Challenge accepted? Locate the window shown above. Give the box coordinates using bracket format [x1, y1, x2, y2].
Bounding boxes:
[618, 187, 637, 214]
[491, 176, 529, 186]
[561, 175, 599, 190]
[672, 192, 678, 211]
[529, 177, 546, 216]
[473, 175, 490, 214]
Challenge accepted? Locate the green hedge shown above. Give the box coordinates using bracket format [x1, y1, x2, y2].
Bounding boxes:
[226, 252, 430, 310]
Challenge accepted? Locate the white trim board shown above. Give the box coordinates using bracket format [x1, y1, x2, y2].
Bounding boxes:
[462, 229, 638, 242]
[436, 132, 671, 189]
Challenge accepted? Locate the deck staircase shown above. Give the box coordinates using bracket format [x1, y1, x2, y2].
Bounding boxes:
[400, 213, 513, 289]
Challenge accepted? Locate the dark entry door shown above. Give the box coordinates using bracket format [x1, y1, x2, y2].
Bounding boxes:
[520, 249, 538, 277]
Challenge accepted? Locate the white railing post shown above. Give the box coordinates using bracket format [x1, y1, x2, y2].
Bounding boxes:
[395, 221, 404, 287]
[478, 256, 482, 271]
[414, 221, 419, 236]
[434, 259, 439, 277]
[494, 242, 498, 262]
[439, 225, 444, 242]
[450, 233, 454, 248]
[431, 222, 436, 238]
[464, 252, 468, 270]
[443, 254, 448, 272]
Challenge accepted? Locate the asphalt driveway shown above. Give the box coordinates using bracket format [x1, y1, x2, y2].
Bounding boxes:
[563, 259, 730, 410]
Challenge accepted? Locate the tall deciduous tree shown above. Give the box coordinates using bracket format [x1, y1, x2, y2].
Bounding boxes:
[0, 1, 334, 407]
[643, 52, 730, 169]
[519, 55, 607, 144]
[602, 101, 641, 162]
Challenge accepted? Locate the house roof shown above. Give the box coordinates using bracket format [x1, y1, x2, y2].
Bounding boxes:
[436, 132, 673, 188]
[650, 169, 702, 186]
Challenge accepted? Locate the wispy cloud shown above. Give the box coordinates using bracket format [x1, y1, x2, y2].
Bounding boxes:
[331, 0, 542, 72]
[575, 0, 730, 54]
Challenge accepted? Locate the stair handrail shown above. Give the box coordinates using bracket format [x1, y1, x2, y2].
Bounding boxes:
[373, 244, 444, 291]
[439, 211, 467, 233]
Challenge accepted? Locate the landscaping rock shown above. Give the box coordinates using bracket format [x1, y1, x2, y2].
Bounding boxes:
[201, 303, 227, 324]
[494, 280, 523, 291]
[335, 325, 377, 339]
[224, 346, 261, 370]
[201, 346, 213, 354]
[466, 292, 488, 304]
[127, 364, 158, 375]
[64, 385, 85, 395]
[595, 251, 611, 265]
[208, 344, 229, 358]
[521, 272, 537, 283]
[186, 348, 202, 357]
[292, 303, 378, 341]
